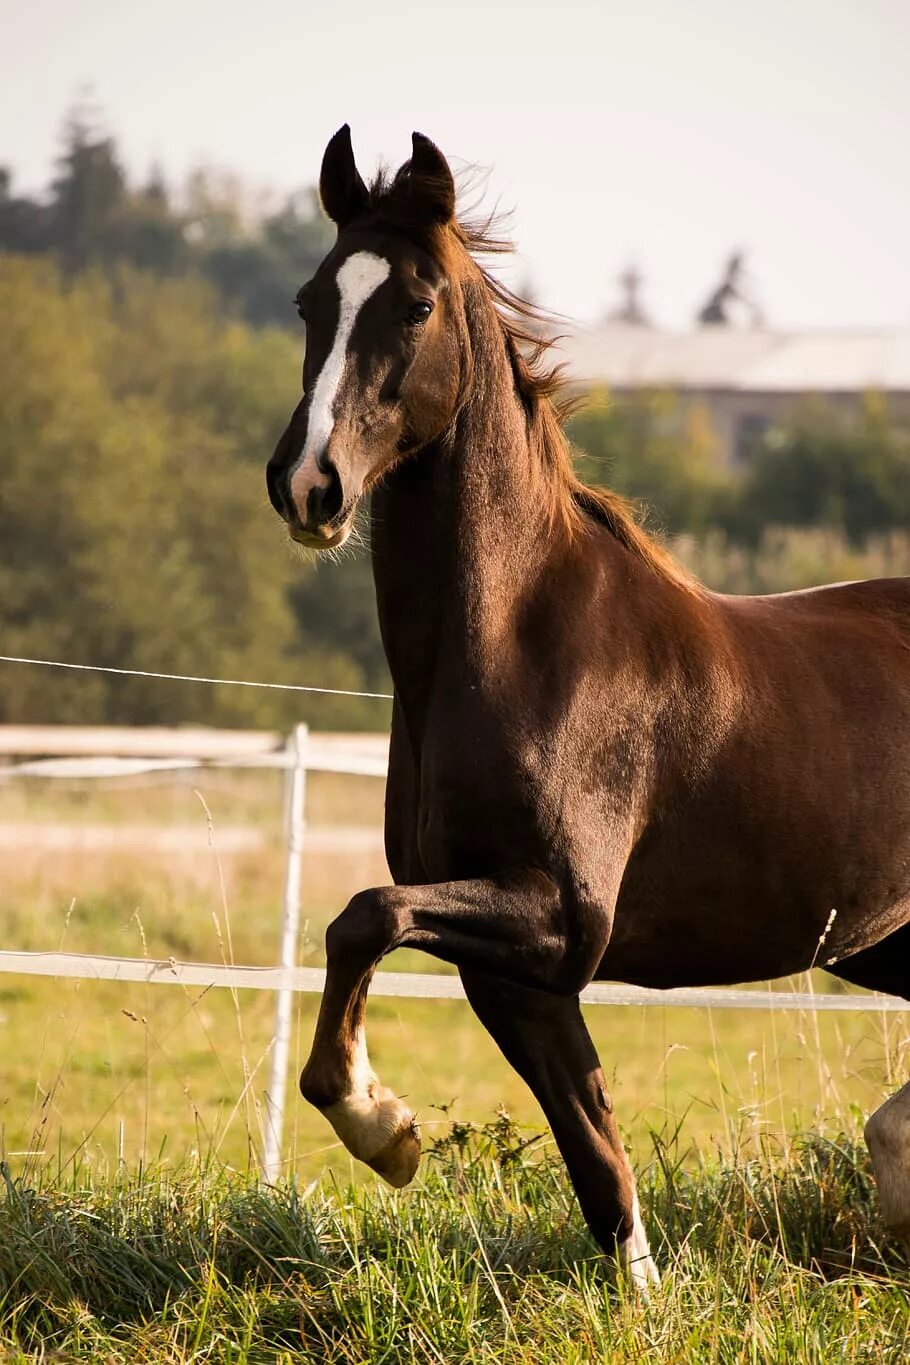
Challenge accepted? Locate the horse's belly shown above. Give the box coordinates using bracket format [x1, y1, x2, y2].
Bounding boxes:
[598, 908, 818, 989]
[600, 819, 910, 990]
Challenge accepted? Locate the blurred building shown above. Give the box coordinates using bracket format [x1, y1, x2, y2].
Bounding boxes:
[559, 323, 910, 466]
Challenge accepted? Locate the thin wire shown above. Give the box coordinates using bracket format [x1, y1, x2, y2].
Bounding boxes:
[0, 654, 393, 701]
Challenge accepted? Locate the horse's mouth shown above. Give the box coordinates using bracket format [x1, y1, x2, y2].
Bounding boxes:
[290, 502, 356, 550]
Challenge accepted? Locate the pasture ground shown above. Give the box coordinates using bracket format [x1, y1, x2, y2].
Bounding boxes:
[1, 1119, 908, 1362]
[1, 766, 908, 1359]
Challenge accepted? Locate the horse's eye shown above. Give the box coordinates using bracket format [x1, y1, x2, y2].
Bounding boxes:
[407, 301, 434, 325]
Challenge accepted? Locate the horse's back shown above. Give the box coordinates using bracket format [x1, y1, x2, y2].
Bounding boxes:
[726, 573, 910, 636]
[714, 574, 910, 708]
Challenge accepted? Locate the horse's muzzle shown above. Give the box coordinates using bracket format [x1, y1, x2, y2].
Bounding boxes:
[299, 460, 345, 532]
[266, 448, 350, 548]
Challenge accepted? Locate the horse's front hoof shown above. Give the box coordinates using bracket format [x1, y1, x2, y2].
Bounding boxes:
[365, 1117, 422, 1188]
[321, 1082, 421, 1185]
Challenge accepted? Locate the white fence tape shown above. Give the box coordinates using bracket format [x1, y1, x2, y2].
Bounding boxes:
[1, 739, 390, 781]
[0, 949, 904, 1012]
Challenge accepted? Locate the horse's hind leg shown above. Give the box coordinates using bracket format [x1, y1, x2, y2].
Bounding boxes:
[865, 1087, 910, 1254]
[459, 967, 659, 1291]
[827, 921, 910, 1252]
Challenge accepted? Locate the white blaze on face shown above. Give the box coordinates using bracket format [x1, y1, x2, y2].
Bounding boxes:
[289, 250, 391, 519]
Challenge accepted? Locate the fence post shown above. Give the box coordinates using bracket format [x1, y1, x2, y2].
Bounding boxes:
[262, 722, 308, 1183]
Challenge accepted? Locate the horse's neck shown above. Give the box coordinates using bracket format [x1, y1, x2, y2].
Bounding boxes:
[371, 336, 559, 707]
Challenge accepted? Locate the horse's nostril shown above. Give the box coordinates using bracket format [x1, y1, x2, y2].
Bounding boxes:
[308, 462, 344, 527]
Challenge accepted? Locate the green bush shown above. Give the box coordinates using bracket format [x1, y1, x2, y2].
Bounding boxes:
[732, 398, 910, 544]
[0, 253, 389, 731]
[567, 388, 732, 535]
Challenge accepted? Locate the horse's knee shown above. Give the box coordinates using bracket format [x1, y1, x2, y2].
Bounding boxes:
[865, 1103, 891, 1156]
[325, 887, 403, 964]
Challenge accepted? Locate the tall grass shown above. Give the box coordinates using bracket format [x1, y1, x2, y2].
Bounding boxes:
[0, 1114, 906, 1363]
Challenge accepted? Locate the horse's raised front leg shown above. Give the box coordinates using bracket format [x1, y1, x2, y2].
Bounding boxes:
[299, 872, 608, 1189]
[460, 967, 659, 1291]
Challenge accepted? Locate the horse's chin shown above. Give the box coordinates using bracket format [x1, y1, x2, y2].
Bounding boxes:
[290, 518, 354, 551]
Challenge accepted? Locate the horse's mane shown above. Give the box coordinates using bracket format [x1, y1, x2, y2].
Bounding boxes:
[364, 167, 699, 594]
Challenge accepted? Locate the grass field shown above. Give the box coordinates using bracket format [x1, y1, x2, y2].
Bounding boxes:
[1, 764, 908, 1359]
[1, 1120, 908, 1361]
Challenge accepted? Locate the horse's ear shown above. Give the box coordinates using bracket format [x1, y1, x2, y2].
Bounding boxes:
[407, 132, 456, 224]
[320, 124, 369, 229]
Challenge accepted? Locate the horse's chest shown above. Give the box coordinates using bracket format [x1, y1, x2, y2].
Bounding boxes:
[413, 735, 557, 881]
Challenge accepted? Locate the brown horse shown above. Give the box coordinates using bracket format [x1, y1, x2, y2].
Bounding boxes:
[266, 126, 910, 1288]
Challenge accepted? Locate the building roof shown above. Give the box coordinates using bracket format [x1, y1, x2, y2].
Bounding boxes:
[556, 323, 910, 394]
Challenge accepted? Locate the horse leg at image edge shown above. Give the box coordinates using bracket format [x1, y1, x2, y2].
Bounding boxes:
[460, 968, 659, 1290]
[865, 1084, 910, 1255]
[826, 923, 910, 1252]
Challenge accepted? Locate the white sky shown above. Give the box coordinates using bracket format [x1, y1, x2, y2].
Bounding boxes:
[2, 0, 908, 329]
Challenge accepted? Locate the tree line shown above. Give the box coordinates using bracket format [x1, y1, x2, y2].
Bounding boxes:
[0, 107, 333, 329]
[569, 391, 910, 545]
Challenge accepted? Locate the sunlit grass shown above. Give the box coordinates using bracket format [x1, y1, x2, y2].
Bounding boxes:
[1, 769, 908, 1359]
[0, 1116, 907, 1362]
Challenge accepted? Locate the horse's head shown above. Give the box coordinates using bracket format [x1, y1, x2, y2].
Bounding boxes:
[266, 125, 467, 549]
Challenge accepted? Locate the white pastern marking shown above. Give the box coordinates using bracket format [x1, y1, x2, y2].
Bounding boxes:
[619, 1192, 660, 1294]
[322, 1023, 413, 1163]
[348, 1022, 375, 1099]
[293, 251, 390, 494]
